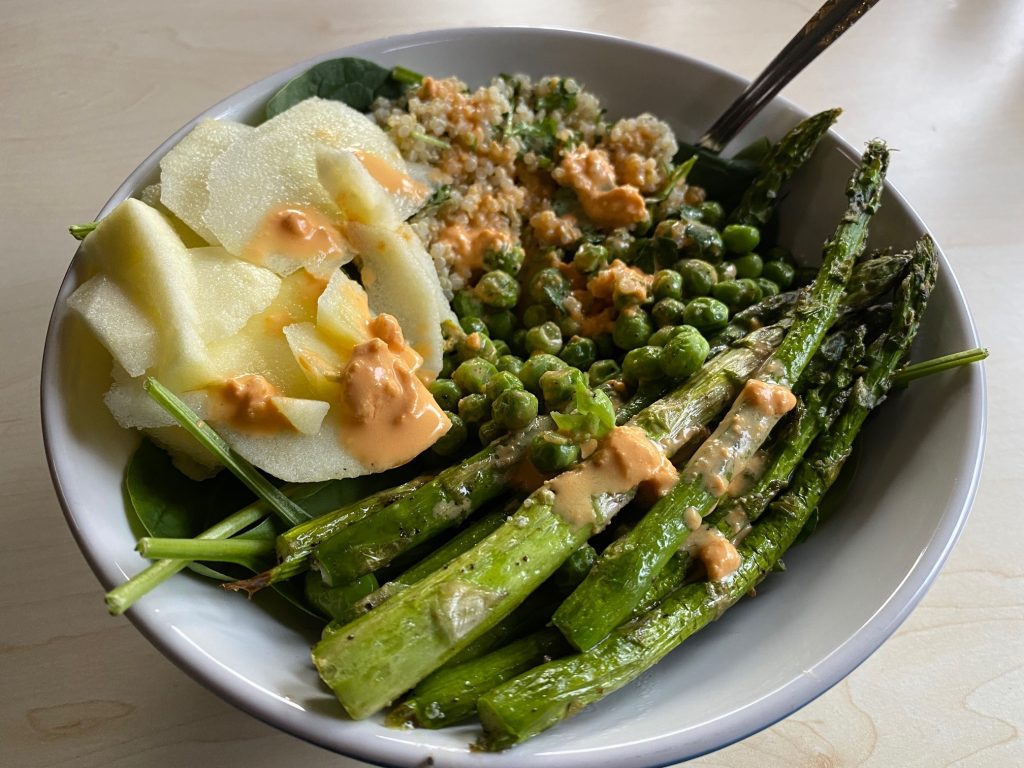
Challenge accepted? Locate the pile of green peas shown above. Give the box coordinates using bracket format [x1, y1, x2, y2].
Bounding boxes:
[427, 201, 804, 472]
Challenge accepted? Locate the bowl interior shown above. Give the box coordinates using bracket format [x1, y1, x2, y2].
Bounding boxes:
[42, 27, 985, 768]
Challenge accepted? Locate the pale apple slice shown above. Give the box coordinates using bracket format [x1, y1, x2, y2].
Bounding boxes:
[203, 98, 424, 264]
[316, 267, 372, 354]
[343, 221, 454, 377]
[315, 144, 432, 225]
[139, 183, 209, 247]
[214, 410, 371, 483]
[271, 396, 330, 435]
[282, 322, 344, 399]
[67, 274, 157, 377]
[159, 118, 253, 245]
[80, 199, 215, 390]
[188, 246, 281, 342]
[103, 367, 209, 430]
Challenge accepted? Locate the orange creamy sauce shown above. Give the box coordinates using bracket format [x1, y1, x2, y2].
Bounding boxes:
[437, 224, 510, 280]
[351, 150, 427, 200]
[685, 378, 796, 497]
[588, 259, 654, 305]
[554, 145, 647, 229]
[548, 426, 677, 529]
[337, 314, 450, 471]
[207, 374, 293, 434]
[682, 525, 743, 581]
[244, 205, 347, 270]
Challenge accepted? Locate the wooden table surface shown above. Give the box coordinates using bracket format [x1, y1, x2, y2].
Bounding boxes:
[3, 1, 1021, 765]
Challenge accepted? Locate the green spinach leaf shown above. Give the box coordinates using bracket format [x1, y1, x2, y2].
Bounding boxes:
[675, 141, 764, 212]
[265, 57, 408, 119]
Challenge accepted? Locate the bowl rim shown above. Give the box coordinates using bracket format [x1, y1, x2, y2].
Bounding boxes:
[40, 25, 987, 768]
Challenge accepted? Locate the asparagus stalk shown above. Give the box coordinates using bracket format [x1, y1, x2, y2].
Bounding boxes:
[223, 476, 431, 595]
[389, 628, 569, 729]
[136, 537, 274, 568]
[894, 346, 988, 383]
[310, 327, 783, 718]
[553, 142, 890, 651]
[729, 108, 841, 227]
[312, 419, 552, 586]
[304, 572, 379, 624]
[476, 243, 935, 748]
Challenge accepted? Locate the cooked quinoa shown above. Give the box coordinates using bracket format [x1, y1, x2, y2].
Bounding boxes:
[370, 74, 681, 297]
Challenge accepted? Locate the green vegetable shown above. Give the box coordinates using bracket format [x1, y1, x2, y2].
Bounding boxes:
[479, 419, 506, 445]
[525, 321, 563, 356]
[428, 378, 462, 411]
[677, 258, 718, 297]
[528, 268, 571, 308]
[733, 252, 764, 279]
[476, 270, 521, 308]
[458, 393, 491, 424]
[453, 358, 498, 395]
[552, 141, 890, 652]
[661, 327, 710, 379]
[588, 359, 621, 386]
[762, 259, 795, 288]
[265, 57, 412, 118]
[539, 367, 585, 411]
[698, 200, 725, 228]
[432, 413, 468, 457]
[69, 221, 98, 240]
[483, 244, 526, 275]
[573, 242, 608, 273]
[560, 336, 597, 370]
[496, 354, 525, 376]
[683, 296, 730, 333]
[452, 289, 485, 319]
[651, 298, 687, 328]
[305, 572, 379, 624]
[529, 431, 581, 473]
[652, 269, 684, 301]
[493, 389, 539, 430]
[613, 306, 653, 350]
[459, 316, 488, 336]
[485, 370, 524, 400]
[519, 354, 567, 392]
[622, 346, 663, 383]
[722, 223, 761, 254]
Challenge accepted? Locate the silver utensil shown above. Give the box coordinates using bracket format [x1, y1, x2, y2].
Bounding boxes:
[697, 0, 882, 152]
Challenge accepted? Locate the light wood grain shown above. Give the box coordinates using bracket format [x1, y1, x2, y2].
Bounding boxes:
[2, 1, 1021, 766]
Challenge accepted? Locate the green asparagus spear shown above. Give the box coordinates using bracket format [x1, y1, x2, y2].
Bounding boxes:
[310, 326, 783, 718]
[313, 419, 552, 586]
[389, 628, 569, 729]
[223, 476, 430, 594]
[476, 242, 935, 748]
[304, 572, 379, 624]
[729, 108, 841, 227]
[554, 142, 890, 651]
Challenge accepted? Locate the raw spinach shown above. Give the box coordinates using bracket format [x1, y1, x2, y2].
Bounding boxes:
[265, 57, 413, 119]
[674, 140, 766, 212]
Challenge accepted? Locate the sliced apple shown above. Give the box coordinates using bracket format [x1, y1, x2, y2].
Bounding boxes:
[203, 98, 424, 263]
[188, 246, 281, 342]
[80, 199, 215, 390]
[139, 183, 209, 247]
[343, 221, 454, 377]
[271, 396, 330, 436]
[159, 118, 253, 245]
[67, 274, 157, 377]
[282, 322, 344, 399]
[316, 267, 372, 354]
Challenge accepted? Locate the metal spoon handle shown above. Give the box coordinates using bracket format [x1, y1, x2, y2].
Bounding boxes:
[697, 0, 881, 152]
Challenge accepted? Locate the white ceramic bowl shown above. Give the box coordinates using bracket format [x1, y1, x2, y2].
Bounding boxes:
[42, 27, 985, 768]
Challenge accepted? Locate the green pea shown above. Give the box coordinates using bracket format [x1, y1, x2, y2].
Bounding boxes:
[459, 316, 489, 336]
[519, 353, 567, 393]
[661, 326, 710, 379]
[722, 223, 761, 254]
[530, 432, 581, 474]
[528, 267, 571, 308]
[588, 359, 621, 386]
[458, 393, 491, 424]
[483, 244, 525, 276]
[540, 367, 586, 411]
[756, 277, 781, 297]
[492, 389, 539, 430]
[716, 261, 737, 282]
[428, 378, 462, 411]
[522, 304, 549, 329]
[652, 298, 687, 328]
[683, 296, 730, 333]
[452, 289, 484, 319]
[484, 309, 518, 341]
[452, 358, 497, 395]
[673, 204, 704, 222]
[698, 200, 725, 229]
[485, 370, 524, 401]
[560, 336, 597, 370]
[475, 270, 520, 309]
[648, 325, 687, 347]
[737, 278, 763, 307]
[623, 345, 664, 383]
[765, 245, 794, 265]
[456, 332, 498, 363]
[478, 419, 506, 446]
[762, 260, 795, 289]
[677, 259, 718, 297]
[525, 321, 563, 356]
[557, 314, 581, 338]
[496, 354, 524, 377]
[573, 242, 609, 274]
[432, 412, 467, 457]
[613, 306, 653, 350]
[682, 221, 724, 261]
[652, 269, 684, 301]
[712, 280, 746, 309]
[492, 339, 512, 357]
[733, 252, 763, 279]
